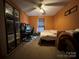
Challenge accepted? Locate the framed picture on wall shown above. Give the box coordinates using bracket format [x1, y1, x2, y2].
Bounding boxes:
[70, 5, 78, 13]
[64, 5, 78, 16]
[64, 10, 70, 16]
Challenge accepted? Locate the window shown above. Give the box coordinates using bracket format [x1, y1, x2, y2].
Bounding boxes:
[38, 18, 44, 32]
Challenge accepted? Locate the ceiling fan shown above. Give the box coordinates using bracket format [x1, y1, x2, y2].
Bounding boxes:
[25, 0, 69, 14]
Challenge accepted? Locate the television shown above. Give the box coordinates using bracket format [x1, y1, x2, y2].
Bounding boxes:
[25, 25, 32, 32]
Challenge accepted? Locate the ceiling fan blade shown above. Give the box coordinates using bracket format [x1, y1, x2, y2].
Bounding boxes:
[27, 7, 36, 12]
[39, 0, 43, 2]
[24, 0, 43, 8]
[45, 1, 69, 6]
[41, 8, 46, 15]
[24, 0, 38, 5]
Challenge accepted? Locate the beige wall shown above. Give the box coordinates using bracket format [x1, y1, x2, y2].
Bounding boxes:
[44, 16, 55, 30]
[29, 16, 55, 31]
[54, 0, 79, 31]
[29, 16, 38, 31]
[20, 11, 29, 24]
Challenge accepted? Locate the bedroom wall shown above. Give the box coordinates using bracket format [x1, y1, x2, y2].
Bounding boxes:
[29, 16, 38, 31]
[54, 0, 79, 31]
[44, 16, 55, 30]
[29, 16, 55, 31]
[20, 11, 29, 24]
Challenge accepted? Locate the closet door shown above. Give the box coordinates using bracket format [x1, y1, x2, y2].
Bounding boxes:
[5, 3, 16, 53]
[14, 9, 21, 46]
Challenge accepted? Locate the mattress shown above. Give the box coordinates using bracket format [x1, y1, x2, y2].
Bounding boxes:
[40, 30, 57, 37]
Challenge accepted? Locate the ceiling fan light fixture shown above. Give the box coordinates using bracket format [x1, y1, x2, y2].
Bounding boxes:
[40, 9, 44, 13]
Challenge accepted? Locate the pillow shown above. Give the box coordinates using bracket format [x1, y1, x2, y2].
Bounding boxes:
[65, 30, 74, 34]
[74, 28, 79, 32]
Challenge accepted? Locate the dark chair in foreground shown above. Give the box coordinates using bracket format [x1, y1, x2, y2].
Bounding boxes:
[20, 23, 34, 41]
[57, 31, 77, 52]
[73, 31, 79, 58]
[57, 31, 79, 58]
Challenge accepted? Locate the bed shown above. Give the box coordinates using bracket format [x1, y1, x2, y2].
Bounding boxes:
[40, 30, 57, 40]
[40, 30, 57, 37]
[39, 30, 57, 46]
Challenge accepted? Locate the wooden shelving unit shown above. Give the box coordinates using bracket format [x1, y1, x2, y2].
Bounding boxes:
[5, 2, 21, 54]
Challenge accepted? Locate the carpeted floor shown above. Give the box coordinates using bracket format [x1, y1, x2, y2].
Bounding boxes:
[6, 37, 69, 59]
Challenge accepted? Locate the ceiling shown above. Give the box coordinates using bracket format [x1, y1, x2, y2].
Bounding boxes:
[14, 0, 70, 16]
